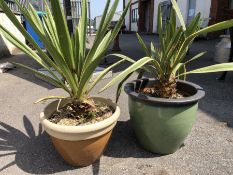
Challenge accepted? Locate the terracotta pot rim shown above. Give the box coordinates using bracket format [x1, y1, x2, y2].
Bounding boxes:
[40, 97, 120, 140]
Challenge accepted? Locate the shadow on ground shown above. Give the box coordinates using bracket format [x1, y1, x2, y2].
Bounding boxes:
[0, 116, 160, 174]
[104, 120, 160, 158]
[188, 72, 233, 128]
[185, 39, 233, 128]
[0, 116, 101, 174]
[0, 54, 55, 90]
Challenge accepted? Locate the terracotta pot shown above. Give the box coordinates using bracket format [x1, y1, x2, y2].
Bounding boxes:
[40, 97, 120, 167]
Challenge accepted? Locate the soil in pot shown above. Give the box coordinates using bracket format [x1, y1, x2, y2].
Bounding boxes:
[138, 80, 191, 99]
[48, 99, 115, 126]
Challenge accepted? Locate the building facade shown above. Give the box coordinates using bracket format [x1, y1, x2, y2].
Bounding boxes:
[124, 0, 233, 36]
[94, 11, 123, 30]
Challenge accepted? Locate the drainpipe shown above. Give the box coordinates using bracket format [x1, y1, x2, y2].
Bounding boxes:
[40, 0, 44, 11]
[138, 0, 144, 32]
[88, 0, 91, 36]
[123, 0, 126, 26]
[149, 0, 154, 34]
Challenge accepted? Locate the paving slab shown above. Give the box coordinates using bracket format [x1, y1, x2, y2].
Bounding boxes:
[0, 34, 233, 175]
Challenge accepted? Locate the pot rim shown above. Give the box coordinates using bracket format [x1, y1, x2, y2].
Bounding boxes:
[40, 97, 120, 134]
[124, 79, 205, 106]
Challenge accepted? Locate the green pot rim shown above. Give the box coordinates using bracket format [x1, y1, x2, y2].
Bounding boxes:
[124, 79, 205, 106]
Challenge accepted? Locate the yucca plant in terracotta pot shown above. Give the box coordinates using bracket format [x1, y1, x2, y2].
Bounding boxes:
[0, 0, 132, 166]
[101, 0, 233, 154]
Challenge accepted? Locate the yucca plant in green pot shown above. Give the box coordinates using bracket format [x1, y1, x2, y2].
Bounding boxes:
[101, 0, 233, 155]
[0, 0, 132, 166]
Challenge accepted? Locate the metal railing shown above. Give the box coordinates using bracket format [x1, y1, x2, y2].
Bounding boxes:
[70, 0, 91, 34]
[71, 0, 82, 18]
[2, 0, 45, 13]
[71, 0, 82, 30]
[1, 0, 29, 13]
[2, 0, 19, 13]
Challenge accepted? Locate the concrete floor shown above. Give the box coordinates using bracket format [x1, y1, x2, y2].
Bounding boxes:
[0, 34, 233, 175]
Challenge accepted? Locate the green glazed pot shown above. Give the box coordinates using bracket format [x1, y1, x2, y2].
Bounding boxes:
[124, 79, 205, 154]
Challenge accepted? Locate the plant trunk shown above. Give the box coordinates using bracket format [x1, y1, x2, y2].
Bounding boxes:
[156, 76, 178, 98]
[142, 75, 178, 98]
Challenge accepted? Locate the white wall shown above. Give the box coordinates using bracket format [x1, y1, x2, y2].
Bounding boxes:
[130, 2, 139, 32]
[196, 0, 211, 28]
[95, 16, 101, 30]
[125, 0, 138, 31]
[0, 13, 25, 58]
[152, 0, 211, 33]
[95, 12, 122, 30]
[177, 0, 189, 25]
[196, 0, 211, 19]
[153, 0, 165, 33]
[113, 12, 122, 21]
[125, 0, 131, 31]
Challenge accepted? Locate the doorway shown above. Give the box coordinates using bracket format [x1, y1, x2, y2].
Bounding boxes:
[138, 0, 154, 33]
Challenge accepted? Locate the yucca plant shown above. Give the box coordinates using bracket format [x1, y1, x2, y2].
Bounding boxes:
[101, 0, 233, 99]
[0, 0, 132, 104]
[0, 0, 135, 164]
